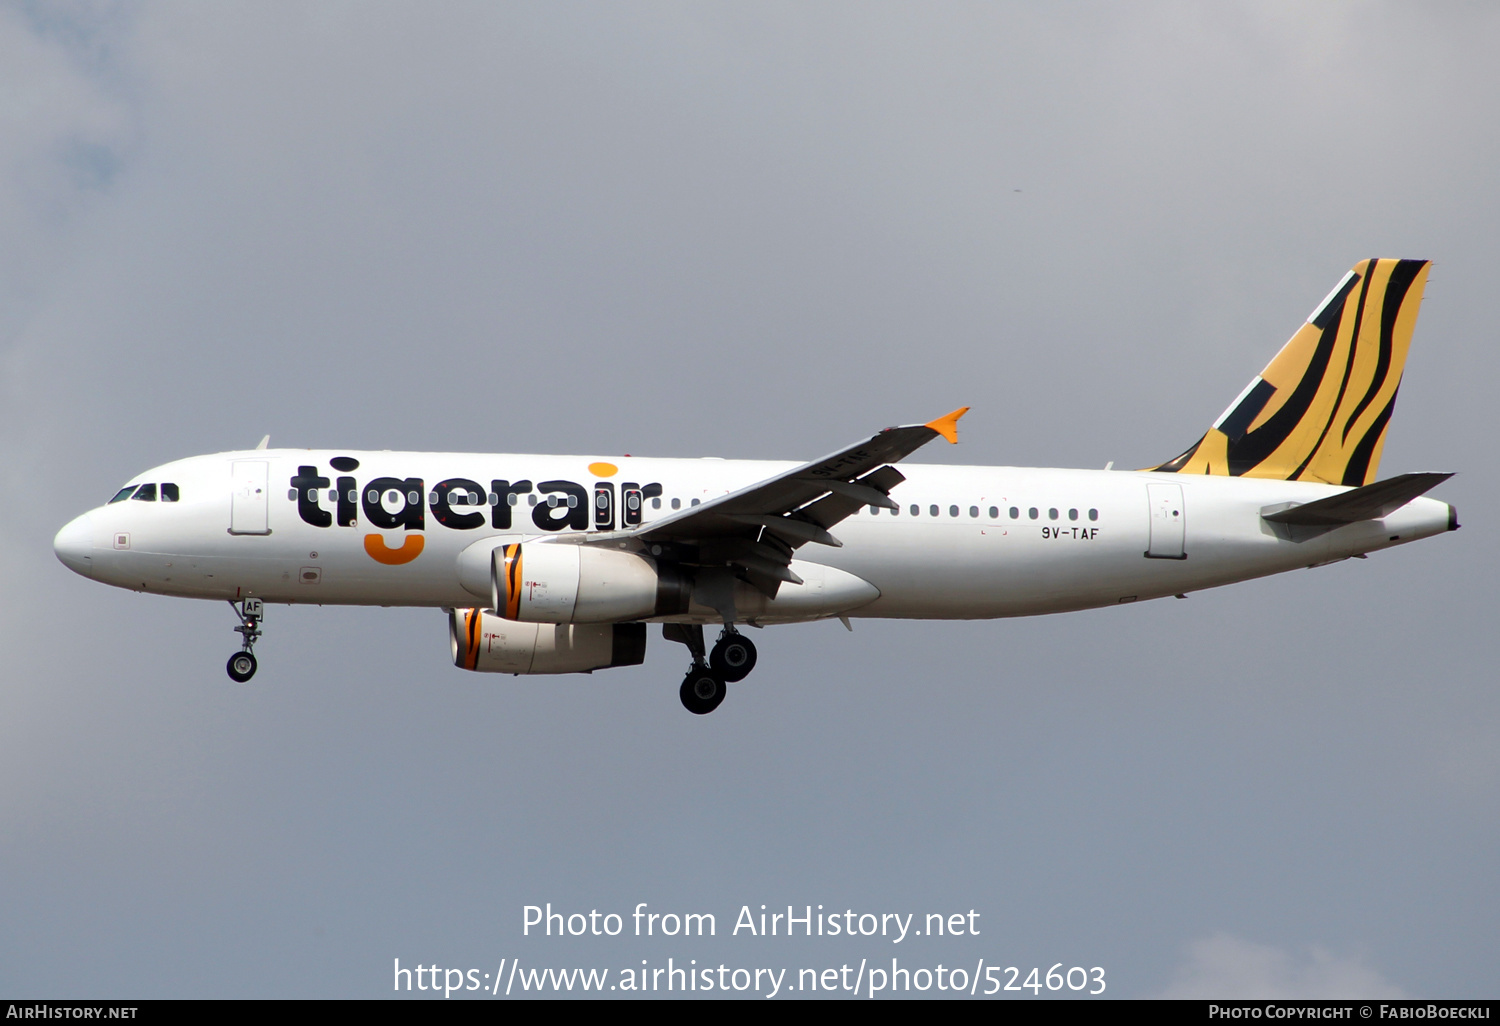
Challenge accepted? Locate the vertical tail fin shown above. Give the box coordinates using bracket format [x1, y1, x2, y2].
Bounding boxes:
[1153, 258, 1431, 486]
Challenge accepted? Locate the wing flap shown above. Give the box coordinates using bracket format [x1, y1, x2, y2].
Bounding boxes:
[795, 465, 908, 531]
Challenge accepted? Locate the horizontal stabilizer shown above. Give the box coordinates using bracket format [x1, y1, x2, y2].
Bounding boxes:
[1261, 472, 1452, 526]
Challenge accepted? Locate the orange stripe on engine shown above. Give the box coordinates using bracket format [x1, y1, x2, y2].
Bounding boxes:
[464, 609, 481, 669]
[503, 544, 523, 620]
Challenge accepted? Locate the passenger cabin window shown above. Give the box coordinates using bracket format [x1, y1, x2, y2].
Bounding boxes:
[1068, 508, 1078, 521]
[671, 498, 681, 510]
[652, 497, 662, 509]
[161, 483, 180, 502]
[1009, 506, 1019, 519]
[949, 505, 959, 517]
[970, 506, 979, 518]
[109, 486, 137, 504]
[929, 505, 939, 517]
[910, 504, 919, 516]
[1089, 508, 1098, 521]
[690, 498, 700, 506]
[131, 483, 157, 502]
[989, 506, 999, 519]
[1048, 508, 1059, 520]
[1028, 507, 1038, 519]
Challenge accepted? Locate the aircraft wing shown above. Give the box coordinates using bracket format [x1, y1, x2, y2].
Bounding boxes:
[579, 408, 968, 596]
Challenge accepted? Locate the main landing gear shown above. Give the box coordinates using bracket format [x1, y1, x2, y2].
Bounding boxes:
[680, 665, 725, 716]
[710, 629, 757, 682]
[226, 598, 263, 682]
[663, 624, 759, 715]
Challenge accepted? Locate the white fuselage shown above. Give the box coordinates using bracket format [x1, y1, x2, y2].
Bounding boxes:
[53, 449, 1455, 621]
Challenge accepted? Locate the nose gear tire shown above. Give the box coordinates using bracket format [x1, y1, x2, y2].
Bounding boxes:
[226, 651, 258, 682]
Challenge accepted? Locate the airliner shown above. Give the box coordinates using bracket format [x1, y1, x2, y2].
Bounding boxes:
[53, 259, 1457, 713]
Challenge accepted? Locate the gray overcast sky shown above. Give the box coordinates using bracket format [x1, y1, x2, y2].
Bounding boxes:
[1, 1, 1496, 999]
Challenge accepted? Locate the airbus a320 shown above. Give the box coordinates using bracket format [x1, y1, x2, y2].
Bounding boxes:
[54, 259, 1458, 713]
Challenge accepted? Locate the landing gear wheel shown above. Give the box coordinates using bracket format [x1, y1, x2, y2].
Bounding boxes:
[227, 599, 264, 682]
[679, 666, 726, 715]
[226, 651, 258, 683]
[710, 632, 757, 682]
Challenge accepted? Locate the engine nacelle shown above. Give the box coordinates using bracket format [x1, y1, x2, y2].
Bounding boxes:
[492, 542, 689, 623]
[450, 608, 647, 674]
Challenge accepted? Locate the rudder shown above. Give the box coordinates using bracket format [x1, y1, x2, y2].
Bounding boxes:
[1153, 258, 1430, 486]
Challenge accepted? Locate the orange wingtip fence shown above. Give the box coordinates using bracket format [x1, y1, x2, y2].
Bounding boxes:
[924, 407, 970, 444]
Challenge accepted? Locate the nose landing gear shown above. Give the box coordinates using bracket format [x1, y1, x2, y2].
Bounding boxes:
[226, 598, 263, 682]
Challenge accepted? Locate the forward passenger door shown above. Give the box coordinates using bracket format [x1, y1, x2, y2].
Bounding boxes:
[230, 460, 270, 535]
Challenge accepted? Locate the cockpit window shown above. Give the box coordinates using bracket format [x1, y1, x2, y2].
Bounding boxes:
[109, 486, 138, 504]
[161, 483, 180, 502]
[131, 483, 157, 502]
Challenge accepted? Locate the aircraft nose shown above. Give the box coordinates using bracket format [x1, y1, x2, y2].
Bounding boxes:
[54, 513, 96, 577]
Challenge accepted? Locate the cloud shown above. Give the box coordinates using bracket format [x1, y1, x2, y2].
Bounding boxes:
[1160, 933, 1407, 999]
[0, 3, 134, 288]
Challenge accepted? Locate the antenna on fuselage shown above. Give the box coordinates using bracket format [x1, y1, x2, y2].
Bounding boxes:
[255, 435, 270, 450]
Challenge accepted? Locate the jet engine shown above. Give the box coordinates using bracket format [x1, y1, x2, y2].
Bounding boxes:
[491, 542, 690, 624]
[449, 608, 647, 674]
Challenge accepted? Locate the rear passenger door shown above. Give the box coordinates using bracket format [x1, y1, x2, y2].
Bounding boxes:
[1145, 483, 1185, 559]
